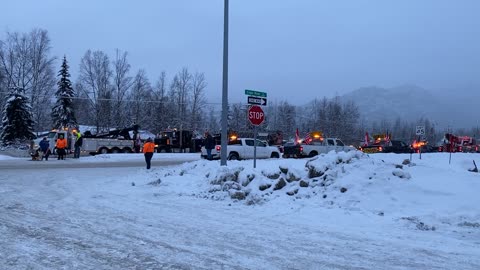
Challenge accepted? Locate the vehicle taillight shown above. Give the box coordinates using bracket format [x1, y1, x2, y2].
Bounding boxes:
[378, 146, 383, 151]
[299, 146, 303, 152]
[458, 146, 462, 152]
[216, 145, 221, 151]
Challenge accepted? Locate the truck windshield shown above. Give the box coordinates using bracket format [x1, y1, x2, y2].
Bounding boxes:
[335, 140, 344, 146]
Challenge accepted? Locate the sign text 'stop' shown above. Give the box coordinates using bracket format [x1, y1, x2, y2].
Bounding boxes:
[248, 105, 265, 126]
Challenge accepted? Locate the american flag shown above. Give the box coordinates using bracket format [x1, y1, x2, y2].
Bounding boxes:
[304, 132, 312, 145]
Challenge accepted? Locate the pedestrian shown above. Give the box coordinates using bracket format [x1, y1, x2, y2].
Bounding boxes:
[143, 137, 155, 169]
[204, 131, 215, 160]
[134, 132, 142, 153]
[73, 130, 83, 158]
[56, 133, 67, 160]
[39, 137, 51, 161]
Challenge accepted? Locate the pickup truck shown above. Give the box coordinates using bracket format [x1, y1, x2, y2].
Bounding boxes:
[283, 138, 356, 158]
[200, 138, 281, 160]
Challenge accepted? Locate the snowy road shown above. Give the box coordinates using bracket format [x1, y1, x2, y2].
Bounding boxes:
[1, 159, 479, 269]
[0, 155, 200, 170]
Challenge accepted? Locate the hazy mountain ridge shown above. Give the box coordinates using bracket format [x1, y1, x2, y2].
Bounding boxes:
[341, 85, 479, 129]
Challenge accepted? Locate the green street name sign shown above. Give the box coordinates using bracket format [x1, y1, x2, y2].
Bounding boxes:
[245, 89, 267, 97]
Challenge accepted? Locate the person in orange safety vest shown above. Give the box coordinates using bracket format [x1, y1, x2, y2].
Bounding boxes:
[56, 133, 68, 160]
[143, 137, 155, 169]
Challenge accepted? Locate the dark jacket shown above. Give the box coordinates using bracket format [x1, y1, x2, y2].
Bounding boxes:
[205, 134, 215, 150]
[75, 135, 83, 147]
[39, 139, 50, 152]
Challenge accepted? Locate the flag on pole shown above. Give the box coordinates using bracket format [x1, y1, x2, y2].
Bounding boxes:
[364, 132, 369, 146]
[304, 132, 312, 145]
[295, 128, 300, 145]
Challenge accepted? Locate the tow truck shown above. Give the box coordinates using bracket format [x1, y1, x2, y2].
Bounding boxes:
[33, 125, 139, 155]
[438, 133, 479, 153]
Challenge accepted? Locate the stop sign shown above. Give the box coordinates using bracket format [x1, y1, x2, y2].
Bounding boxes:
[248, 105, 265, 126]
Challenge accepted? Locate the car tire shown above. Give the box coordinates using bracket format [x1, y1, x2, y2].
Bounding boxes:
[228, 153, 239, 160]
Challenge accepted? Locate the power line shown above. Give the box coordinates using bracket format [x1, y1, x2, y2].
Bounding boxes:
[0, 90, 223, 105]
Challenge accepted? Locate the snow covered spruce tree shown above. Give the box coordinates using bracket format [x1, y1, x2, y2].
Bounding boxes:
[1, 87, 36, 145]
[51, 56, 78, 129]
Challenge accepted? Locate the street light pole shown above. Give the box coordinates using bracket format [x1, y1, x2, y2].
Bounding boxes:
[220, 0, 229, 166]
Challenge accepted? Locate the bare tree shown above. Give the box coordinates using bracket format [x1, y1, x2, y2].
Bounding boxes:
[169, 68, 192, 128]
[0, 29, 55, 131]
[151, 71, 170, 132]
[190, 72, 207, 130]
[276, 100, 296, 136]
[112, 49, 133, 128]
[128, 69, 152, 129]
[78, 50, 112, 132]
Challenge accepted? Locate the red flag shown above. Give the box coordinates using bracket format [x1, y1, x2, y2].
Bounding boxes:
[364, 132, 369, 146]
[295, 128, 300, 145]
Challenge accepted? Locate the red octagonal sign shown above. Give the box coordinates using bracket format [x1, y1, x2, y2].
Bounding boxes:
[248, 105, 265, 126]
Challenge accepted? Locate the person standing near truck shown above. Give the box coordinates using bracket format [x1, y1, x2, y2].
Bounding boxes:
[39, 137, 51, 161]
[143, 137, 155, 169]
[73, 130, 83, 158]
[204, 131, 215, 160]
[56, 134, 67, 160]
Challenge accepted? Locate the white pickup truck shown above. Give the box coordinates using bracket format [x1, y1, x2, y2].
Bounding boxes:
[283, 138, 356, 158]
[201, 138, 281, 160]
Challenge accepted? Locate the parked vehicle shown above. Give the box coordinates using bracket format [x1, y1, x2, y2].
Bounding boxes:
[33, 125, 139, 155]
[283, 137, 355, 158]
[200, 137, 281, 160]
[438, 133, 479, 153]
[360, 140, 412, 154]
[154, 129, 193, 153]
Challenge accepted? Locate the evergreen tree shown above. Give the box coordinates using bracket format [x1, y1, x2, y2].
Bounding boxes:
[51, 56, 78, 129]
[1, 87, 35, 144]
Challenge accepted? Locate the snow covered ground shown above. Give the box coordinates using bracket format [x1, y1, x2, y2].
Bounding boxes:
[1, 151, 479, 269]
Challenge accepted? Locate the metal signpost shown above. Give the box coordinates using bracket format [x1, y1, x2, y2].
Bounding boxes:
[245, 89, 267, 168]
[248, 105, 265, 168]
[416, 126, 425, 160]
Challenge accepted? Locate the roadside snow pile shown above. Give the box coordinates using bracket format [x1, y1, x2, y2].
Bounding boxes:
[0, 143, 31, 157]
[147, 150, 415, 206]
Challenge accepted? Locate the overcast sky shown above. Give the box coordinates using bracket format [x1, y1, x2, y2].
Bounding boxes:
[1, 0, 479, 105]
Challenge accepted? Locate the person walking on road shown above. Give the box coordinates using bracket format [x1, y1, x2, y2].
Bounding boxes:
[143, 137, 155, 169]
[39, 137, 51, 161]
[56, 134, 67, 160]
[73, 130, 83, 158]
[204, 131, 215, 160]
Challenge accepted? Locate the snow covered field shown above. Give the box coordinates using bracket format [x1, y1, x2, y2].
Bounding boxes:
[1, 151, 479, 269]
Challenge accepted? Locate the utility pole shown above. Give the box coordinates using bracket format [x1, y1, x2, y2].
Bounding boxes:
[220, 0, 229, 166]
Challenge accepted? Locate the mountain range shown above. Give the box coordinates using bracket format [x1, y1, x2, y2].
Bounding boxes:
[341, 85, 480, 129]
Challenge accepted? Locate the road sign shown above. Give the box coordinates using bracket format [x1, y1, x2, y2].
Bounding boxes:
[247, 96, 267, 106]
[245, 89, 267, 97]
[248, 105, 265, 126]
[416, 126, 425, 136]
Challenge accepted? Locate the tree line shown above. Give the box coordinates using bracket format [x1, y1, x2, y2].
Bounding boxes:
[2, 28, 476, 146]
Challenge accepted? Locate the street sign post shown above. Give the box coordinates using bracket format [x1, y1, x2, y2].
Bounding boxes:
[245, 89, 267, 97]
[247, 96, 267, 106]
[248, 105, 265, 126]
[416, 126, 425, 136]
[248, 105, 265, 168]
[415, 126, 426, 160]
